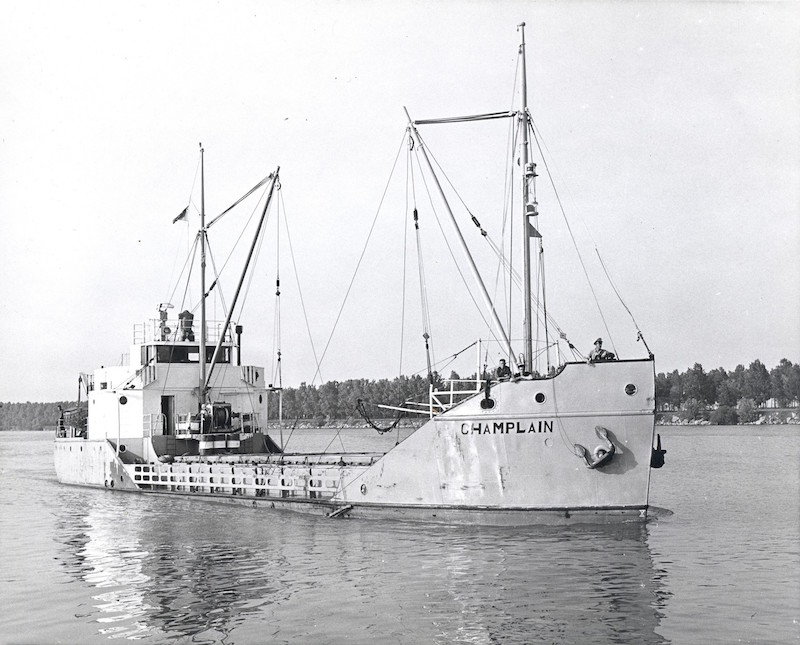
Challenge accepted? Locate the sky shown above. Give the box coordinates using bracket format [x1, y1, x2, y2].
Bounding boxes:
[1, 0, 798, 402]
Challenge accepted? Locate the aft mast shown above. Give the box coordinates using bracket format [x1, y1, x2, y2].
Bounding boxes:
[199, 143, 208, 419]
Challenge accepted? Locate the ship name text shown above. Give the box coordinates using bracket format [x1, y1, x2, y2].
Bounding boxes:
[460, 420, 554, 435]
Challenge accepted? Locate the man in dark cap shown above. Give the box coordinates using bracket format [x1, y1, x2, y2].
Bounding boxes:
[589, 338, 607, 362]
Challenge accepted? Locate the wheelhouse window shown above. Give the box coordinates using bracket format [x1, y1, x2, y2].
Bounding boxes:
[146, 345, 230, 364]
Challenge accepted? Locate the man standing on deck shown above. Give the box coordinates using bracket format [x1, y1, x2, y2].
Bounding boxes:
[496, 359, 512, 379]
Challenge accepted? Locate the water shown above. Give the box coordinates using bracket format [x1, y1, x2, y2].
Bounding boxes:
[1, 426, 798, 644]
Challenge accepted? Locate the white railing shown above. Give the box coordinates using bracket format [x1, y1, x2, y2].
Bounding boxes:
[55, 423, 84, 439]
[143, 413, 165, 437]
[429, 378, 484, 417]
[126, 461, 369, 499]
[376, 378, 485, 419]
[172, 412, 263, 435]
[133, 318, 234, 345]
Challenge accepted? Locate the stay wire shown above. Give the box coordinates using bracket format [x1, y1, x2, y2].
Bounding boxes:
[159, 233, 200, 399]
[596, 249, 651, 355]
[280, 189, 324, 388]
[411, 130, 504, 353]
[310, 131, 408, 387]
[399, 146, 411, 376]
[408, 148, 436, 374]
[528, 117, 617, 356]
[272, 190, 282, 389]
[420, 129, 576, 358]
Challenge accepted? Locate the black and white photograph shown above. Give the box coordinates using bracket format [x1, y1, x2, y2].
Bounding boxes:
[1, 1, 798, 643]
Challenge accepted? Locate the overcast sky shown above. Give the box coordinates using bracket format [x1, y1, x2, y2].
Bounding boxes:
[1, 1, 798, 402]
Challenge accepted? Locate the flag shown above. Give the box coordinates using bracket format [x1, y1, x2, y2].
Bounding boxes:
[172, 207, 188, 224]
[527, 221, 542, 238]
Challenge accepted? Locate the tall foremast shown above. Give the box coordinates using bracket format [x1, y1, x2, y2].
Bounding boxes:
[519, 22, 534, 373]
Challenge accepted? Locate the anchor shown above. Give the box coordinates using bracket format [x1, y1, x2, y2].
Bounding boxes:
[574, 426, 617, 469]
[650, 433, 666, 468]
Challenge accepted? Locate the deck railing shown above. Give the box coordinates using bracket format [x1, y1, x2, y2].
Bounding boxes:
[429, 378, 484, 416]
[126, 460, 371, 500]
[133, 318, 234, 345]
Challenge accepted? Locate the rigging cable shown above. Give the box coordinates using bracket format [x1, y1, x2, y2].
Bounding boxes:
[539, 244, 551, 373]
[164, 230, 200, 310]
[410, 129, 505, 354]
[408, 140, 436, 383]
[203, 181, 273, 423]
[272, 186, 282, 390]
[596, 249, 653, 358]
[528, 117, 617, 356]
[271, 185, 284, 448]
[280, 189, 324, 386]
[206, 173, 275, 229]
[419, 132, 580, 360]
[164, 152, 202, 305]
[310, 131, 408, 387]
[229, 192, 271, 421]
[159, 233, 200, 399]
[399, 139, 411, 377]
[414, 111, 517, 125]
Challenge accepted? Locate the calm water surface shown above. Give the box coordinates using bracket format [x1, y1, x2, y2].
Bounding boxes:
[1, 426, 798, 644]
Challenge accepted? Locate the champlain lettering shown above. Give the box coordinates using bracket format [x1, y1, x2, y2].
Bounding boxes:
[461, 420, 553, 435]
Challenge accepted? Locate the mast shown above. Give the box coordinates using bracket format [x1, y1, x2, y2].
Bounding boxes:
[519, 22, 534, 373]
[199, 144, 207, 412]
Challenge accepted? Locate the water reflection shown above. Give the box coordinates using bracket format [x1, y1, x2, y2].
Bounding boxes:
[56, 496, 298, 642]
[54, 494, 670, 643]
[321, 521, 671, 645]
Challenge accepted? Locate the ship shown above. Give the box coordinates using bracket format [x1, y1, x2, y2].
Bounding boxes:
[54, 24, 664, 525]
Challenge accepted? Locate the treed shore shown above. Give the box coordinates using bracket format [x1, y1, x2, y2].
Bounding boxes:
[2, 358, 798, 431]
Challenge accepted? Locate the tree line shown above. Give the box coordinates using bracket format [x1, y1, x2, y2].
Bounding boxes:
[655, 358, 799, 424]
[0, 401, 76, 432]
[2, 358, 798, 430]
[272, 358, 800, 425]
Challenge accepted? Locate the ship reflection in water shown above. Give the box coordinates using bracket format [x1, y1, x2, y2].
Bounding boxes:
[56, 493, 669, 643]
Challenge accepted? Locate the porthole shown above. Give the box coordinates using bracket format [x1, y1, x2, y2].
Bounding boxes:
[480, 398, 495, 410]
[360, 483, 368, 495]
[534, 392, 546, 404]
[625, 383, 637, 396]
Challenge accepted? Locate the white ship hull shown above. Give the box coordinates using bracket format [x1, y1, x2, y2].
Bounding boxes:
[55, 359, 656, 525]
[54, 28, 663, 525]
